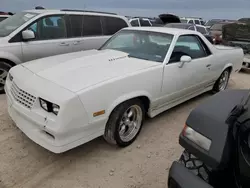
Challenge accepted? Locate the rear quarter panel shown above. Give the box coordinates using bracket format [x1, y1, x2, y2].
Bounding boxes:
[77, 65, 163, 123]
[214, 46, 244, 75]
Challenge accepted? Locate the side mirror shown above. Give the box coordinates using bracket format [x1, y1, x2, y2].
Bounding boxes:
[22, 30, 35, 41]
[178, 55, 192, 68]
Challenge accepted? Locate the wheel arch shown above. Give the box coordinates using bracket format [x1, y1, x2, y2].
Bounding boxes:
[0, 58, 16, 66]
[222, 64, 233, 74]
[0, 51, 22, 66]
[106, 92, 152, 118]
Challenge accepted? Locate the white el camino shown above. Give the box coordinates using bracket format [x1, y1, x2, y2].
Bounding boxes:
[5, 27, 243, 153]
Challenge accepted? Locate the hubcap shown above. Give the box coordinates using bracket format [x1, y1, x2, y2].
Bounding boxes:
[218, 71, 229, 91]
[119, 105, 143, 142]
[0, 68, 8, 88]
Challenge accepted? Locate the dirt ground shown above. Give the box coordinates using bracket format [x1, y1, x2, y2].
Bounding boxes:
[0, 71, 250, 188]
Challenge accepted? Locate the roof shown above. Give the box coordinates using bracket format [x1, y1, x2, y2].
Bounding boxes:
[24, 9, 119, 16]
[123, 26, 198, 35]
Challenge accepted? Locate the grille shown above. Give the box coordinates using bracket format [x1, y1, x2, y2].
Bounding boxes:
[10, 82, 36, 109]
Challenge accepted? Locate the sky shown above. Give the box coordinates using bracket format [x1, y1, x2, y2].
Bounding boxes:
[2, 0, 250, 20]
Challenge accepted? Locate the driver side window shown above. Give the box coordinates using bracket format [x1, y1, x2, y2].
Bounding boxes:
[26, 15, 67, 41]
[169, 35, 207, 63]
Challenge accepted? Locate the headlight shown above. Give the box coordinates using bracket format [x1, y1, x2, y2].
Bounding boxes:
[182, 125, 211, 151]
[39, 98, 60, 115]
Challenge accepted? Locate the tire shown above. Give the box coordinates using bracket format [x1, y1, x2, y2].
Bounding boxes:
[212, 68, 230, 93]
[0, 61, 13, 94]
[103, 99, 145, 147]
[179, 150, 211, 182]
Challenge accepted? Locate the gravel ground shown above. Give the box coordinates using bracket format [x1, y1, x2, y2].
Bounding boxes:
[0, 72, 249, 188]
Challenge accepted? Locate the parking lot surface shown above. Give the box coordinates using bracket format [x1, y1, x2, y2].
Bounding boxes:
[0, 72, 249, 188]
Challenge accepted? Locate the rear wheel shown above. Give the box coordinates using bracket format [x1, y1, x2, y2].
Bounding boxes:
[212, 68, 230, 93]
[179, 150, 211, 182]
[0, 61, 12, 94]
[104, 99, 145, 147]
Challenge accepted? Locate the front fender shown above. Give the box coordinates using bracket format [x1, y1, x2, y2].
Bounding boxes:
[222, 63, 233, 73]
[107, 91, 152, 115]
[0, 50, 22, 65]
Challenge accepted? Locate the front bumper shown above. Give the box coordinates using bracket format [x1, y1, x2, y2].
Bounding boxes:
[4, 66, 105, 153]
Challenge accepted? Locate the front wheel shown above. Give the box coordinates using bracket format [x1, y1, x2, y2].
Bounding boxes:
[212, 68, 230, 93]
[179, 150, 211, 182]
[104, 99, 145, 147]
[0, 61, 13, 94]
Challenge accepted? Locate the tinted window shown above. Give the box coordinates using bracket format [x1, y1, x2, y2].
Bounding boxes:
[169, 35, 207, 63]
[82, 15, 102, 36]
[69, 15, 83, 37]
[194, 20, 200, 24]
[102, 16, 128, 35]
[140, 19, 151, 26]
[196, 26, 206, 34]
[27, 15, 67, 40]
[188, 26, 195, 30]
[101, 30, 174, 63]
[188, 20, 194, 24]
[130, 19, 140, 26]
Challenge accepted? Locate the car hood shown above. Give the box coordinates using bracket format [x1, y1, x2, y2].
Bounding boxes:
[22, 49, 159, 92]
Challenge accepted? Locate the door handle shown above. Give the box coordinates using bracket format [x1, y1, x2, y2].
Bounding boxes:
[206, 64, 211, 67]
[59, 42, 69, 46]
[73, 41, 80, 45]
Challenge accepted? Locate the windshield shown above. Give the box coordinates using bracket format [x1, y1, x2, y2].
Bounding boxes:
[100, 30, 174, 63]
[205, 20, 217, 27]
[0, 12, 38, 37]
[210, 23, 225, 31]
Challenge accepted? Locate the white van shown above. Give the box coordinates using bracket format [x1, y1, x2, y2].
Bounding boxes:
[0, 9, 130, 93]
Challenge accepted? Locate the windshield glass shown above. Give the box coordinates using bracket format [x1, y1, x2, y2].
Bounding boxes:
[0, 12, 38, 37]
[210, 23, 225, 31]
[205, 20, 218, 27]
[100, 30, 174, 63]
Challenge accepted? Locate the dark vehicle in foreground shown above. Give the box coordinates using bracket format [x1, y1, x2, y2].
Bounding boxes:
[222, 22, 250, 69]
[165, 23, 213, 44]
[168, 89, 250, 188]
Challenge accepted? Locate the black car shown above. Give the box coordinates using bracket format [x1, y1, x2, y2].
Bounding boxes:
[168, 89, 250, 188]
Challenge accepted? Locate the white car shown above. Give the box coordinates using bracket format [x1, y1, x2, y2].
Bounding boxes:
[5, 27, 243, 153]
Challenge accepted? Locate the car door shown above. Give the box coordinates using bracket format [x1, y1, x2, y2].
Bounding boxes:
[161, 34, 212, 104]
[21, 15, 74, 62]
[71, 15, 110, 52]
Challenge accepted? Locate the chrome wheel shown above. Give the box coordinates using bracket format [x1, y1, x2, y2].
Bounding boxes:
[119, 105, 143, 142]
[218, 71, 229, 91]
[0, 68, 8, 89]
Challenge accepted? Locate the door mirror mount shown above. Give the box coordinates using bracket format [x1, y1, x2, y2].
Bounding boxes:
[22, 30, 35, 41]
[178, 55, 192, 68]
